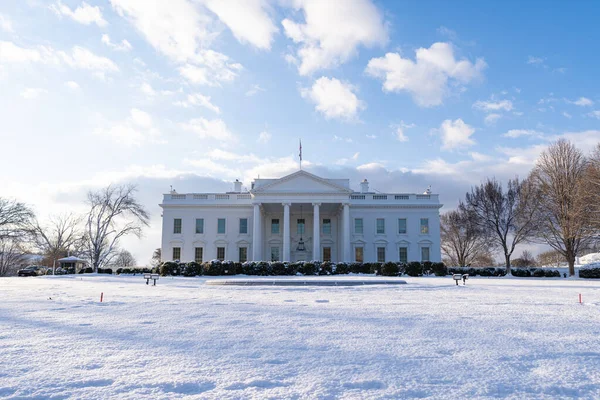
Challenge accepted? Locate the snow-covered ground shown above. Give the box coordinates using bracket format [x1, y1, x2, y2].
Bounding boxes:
[1, 275, 600, 399]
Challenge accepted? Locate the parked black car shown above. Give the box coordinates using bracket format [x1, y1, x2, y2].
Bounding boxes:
[17, 266, 45, 277]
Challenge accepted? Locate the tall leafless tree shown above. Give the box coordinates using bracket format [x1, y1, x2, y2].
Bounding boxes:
[27, 213, 84, 268]
[441, 206, 491, 267]
[464, 177, 540, 274]
[112, 249, 137, 269]
[84, 184, 150, 271]
[529, 139, 595, 276]
[0, 238, 27, 276]
[0, 198, 34, 240]
[150, 248, 161, 269]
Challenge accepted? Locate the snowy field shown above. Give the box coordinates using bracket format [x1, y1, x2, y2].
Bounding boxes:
[1, 275, 600, 399]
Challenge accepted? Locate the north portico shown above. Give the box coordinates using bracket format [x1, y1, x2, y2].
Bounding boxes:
[160, 170, 442, 263]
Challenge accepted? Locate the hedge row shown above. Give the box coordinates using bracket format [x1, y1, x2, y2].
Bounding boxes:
[580, 267, 600, 279]
[511, 268, 561, 278]
[157, 260, 447, 277]
[115, 267, 156, 275]
[448, 267, 507, 277]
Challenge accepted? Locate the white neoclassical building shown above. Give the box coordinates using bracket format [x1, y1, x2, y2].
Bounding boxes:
[160, 170, 442, 264]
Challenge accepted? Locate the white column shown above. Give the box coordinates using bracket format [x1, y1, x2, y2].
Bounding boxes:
[283, 203, 291, 262]
[252, 203, 262, 261]
[343, 203, 351, 262]
[313, 203, 320, 260]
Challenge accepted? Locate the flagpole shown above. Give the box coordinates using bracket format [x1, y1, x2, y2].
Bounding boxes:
[299, 139, 302, 170]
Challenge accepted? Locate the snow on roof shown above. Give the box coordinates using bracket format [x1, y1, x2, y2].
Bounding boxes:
[57, 256, 87, 263]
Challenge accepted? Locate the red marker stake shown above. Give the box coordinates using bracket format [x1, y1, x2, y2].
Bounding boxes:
[579, 293, 582, 304]
[100, 292, 104, 303]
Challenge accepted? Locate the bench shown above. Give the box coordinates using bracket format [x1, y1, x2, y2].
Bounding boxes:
[453, 274, 469, 285]
[144, 273, 160, 286]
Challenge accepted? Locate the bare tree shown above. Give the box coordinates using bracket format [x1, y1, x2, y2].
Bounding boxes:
[529, 139, 595, 276]
[27, 213, 83, 268]
[84, 184, 150, 271]
[465, 177, 540, 274]
[537, 249, 563, 268]
[0, 238, 27, 276]
[0, 198, 34, 239]
[441, 207, 491, 267]
[112, 249, 137, 269]
[512, 250, 537, 268]
[150, 248, 161, 269]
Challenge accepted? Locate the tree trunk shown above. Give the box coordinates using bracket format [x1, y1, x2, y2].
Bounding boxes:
[568, 256, 576, 277]
[505, 254, 511, 275]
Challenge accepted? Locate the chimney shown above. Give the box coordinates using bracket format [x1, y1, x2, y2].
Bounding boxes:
[233, 179, 242, 193]
[360, 179, 369, 193]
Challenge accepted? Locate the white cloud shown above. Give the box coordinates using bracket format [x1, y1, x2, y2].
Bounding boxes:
[588, 110, 600, 119]
[473, 99, 513, 112]
[357, 162, 386, 171]
[437, 118, 475, 150]
[245, 84, 265, 97]
[173, 93, 220, 113]
[395, 127, 408, 142]
[502, 129, 543, 138]
[180, 117, 235, 141]
[484, 113, 502, 125]
[140, 82, 155, 96]
[65, 81, 80, 89]
[0, 14, 14, 33]
[567, 97, 594, 107]
[0, 41, 51, 64]
[282, 0, 387, 75]
[178, 53, 242, 86]
[366, 42, 486, 107]
[203, 0, 277, 50]
[366, 134, 377, 139]
[101, 34, 132, 52]
[50, 1, 107, 27]
[59, 46, 118, 73]
[20, 88, 47, 99]
[95, 108, 162, 146]
[258, 131, 271, 143]
[333, 135, 353, 143]
[562, 112, 572, 119]
[300, 76, 364, 121]
[527, 56, 545, 65]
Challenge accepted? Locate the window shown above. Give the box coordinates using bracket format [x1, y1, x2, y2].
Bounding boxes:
[271, 247, 280, 262]
[239, 247, 247, 263]
[172, 247, 181, 261]
[420, 218, 429, 234]
[239, 218, 248, 234]
[322, 219, 331, 235]
[421, 247, 430, 262]
[377, 246, 386, 263]
[355, 247, 364, 263]
[194, 247, 203, 263]
[195, 218, 204, 234]
[217, 218, 226, 234]
[217, 247, 225, 261]
[174, 218, 182, 234]
[323, 247, 331, 262]
[398, 218, 407, 234]
[271, 219, 280, 234]
[376, 218, 385, 234]
[354, 218, 363, 234]
[399, 247, 408, 263]
[297, 219, 305, 235]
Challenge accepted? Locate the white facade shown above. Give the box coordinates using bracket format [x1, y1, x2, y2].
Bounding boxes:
[159, 170, 443, 263]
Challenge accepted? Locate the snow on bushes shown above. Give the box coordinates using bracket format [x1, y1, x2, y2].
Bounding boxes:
[580, 263, 600, 278]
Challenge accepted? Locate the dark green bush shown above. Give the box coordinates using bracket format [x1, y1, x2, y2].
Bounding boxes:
[182, 262, 202, 277]
[422, 261, 433, 275]
[380, 262, 399, 276]
[333, 262, 349, 275]
[406, 261, 423, 277]
[431, 262, 447, 276]
[160, 261, 180, 276]
[319, 262, 333, 275]
[349, 262, 370, 274]
[300, 262, 317, 276]
[580, 267, 600, 278]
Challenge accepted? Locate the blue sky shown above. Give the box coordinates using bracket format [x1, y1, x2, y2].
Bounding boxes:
[1, 0, 599, 263]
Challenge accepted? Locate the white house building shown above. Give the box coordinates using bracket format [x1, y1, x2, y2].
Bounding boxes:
[160, 170, 442, 264]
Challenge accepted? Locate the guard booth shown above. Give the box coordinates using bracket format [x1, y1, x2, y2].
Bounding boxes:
[57, 256, 88, 274]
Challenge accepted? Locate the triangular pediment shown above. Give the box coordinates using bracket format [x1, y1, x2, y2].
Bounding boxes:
[252, 170, 351, 194]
